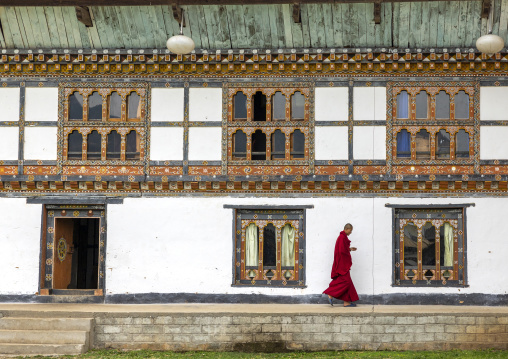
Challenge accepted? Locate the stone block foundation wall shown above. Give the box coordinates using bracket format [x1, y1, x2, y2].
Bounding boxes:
[93, 312, 508, 351]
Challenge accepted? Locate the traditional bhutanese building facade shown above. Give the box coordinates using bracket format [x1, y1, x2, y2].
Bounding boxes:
[0, 1, 507, 305]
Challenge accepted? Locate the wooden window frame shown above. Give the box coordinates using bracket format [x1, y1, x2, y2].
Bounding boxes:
[387, 81, 479, 172]
[226, 84, 312, 166]
[231, 207, 308, 288]
[59, 82, 148, 167]
[391, 205, 469, 288]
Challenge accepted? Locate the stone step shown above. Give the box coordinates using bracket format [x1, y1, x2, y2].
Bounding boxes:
[0, 343, 86, 356]
[0, 317, 92, 331]
[0, 329, 89, 345]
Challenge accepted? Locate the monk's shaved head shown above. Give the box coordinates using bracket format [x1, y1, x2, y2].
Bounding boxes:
[344, 223, 353, 230]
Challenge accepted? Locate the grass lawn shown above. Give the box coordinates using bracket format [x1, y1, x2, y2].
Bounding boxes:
[18, 349, 508, 359]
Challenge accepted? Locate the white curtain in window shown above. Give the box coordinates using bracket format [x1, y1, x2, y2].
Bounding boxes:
[245, 223, 258, 267]
[281, 224, 295, 267]
[444, 223, 453, 267]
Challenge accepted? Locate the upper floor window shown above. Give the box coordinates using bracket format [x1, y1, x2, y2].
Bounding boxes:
[391, 206, 468, 287]
[60, 83, 147, 164]
[389, 82, 478, 167]
[227, 86, 311, 163]
[231, 207, 307, 287]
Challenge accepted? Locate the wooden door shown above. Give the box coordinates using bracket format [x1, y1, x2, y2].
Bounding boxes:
[53, 218, 74, 289]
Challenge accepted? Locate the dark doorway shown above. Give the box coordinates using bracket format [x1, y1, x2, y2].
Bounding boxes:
[53, 218, 100, 290]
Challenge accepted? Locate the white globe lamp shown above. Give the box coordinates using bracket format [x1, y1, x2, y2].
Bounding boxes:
[166, 9, 195, 55]
[476, 34, 504, 55]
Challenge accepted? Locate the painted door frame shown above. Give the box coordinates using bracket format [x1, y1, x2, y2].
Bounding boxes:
[40, 204, 106, 296]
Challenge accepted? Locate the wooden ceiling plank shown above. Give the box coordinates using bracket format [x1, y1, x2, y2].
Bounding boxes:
[366, 3, 376, 47]
[242, 5, 259, 48]
[280, 4, 294, 48]
[499, 0, 508, 41]
[0, 7, 16, 48]
[160, 5, 175, 46]
[63, 6, 82, 48]
[427, 1, 438, 47]
[151, 5, 170, 48]
[225, 5, 239, 48]
[105, 6, 124, 47]
[493, 0, 502, 35]
[217, 5, 233, 49]
[419, 1, 430, 47]
[13, 7, 30, 47]
[42, 7, 62, 48]
[408, 2, 421, 47]
[331, 3, 344, 48]
[436, 1, 445, 47]
[308, 4, 325, 48]
[457, 1, 469, 46]
[5, 6, 27, 48]
[467, 0, 479, 46]
[443, 1, 456, 46]
[16, 7, 36, 47]
[34, 7, 53, 47]
[348, 3, 360, 46]
[145, 5, 165, 48]
[358, 3, 369, 46]
[114, 6, 138, 48]
[397, 2, 409, 47]
[268, 4, 284, 48]
[322, 3, 334, 47]
[84, 7, 102, 48]
[202, 5, 218, 48]
[195, 5, 210, 48]
[382, 1, 392, 47]
[186, 4, 203, 48]
[391, 2, 399, 47]
[300, 4, 311, 47]
[136, 6, 156, 48]
[89, 6, 109, 47]
[449, 1, 460, 46]
[73, 8, 92, 48]
[374, 3, 385, 46]
[52, 6, 70, 47]
[257, 4, 273, 49]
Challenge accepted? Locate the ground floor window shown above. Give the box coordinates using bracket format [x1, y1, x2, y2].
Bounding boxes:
[390, 205, 469, 287]
[227, 206, 310, 287]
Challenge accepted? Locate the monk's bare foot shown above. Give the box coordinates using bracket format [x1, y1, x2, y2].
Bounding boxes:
[343, 301, 350, 307]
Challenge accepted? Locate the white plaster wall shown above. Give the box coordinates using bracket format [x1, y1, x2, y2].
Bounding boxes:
[480, 127, 508, 159]
[0, 127, 19, 160]
[315, 126, 348, 160]
[353, 126, 386, 160]
[189, 88, 222, 122]
[0, 199, 42, 295]
[0, 88, 20, 122]
[24, 127, 58, 160]
[150, 127, 184, 161]
[151, 88, 184, 122]
[188, 127, 222, 161]
[480, 87, 508, 121]
[105, 197, 508, 297]
[315, 87, 348, 122]
[25, 88, 58, 122]
[353, 87, 386, 122]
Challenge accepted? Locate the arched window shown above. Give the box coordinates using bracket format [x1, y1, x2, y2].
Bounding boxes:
[232, 130, 247, 159]
[415, 129, 430, 160]
[233, 92, 247, 121]
[272, 92, 286, 120]
[67, 130, 82, 160]
[127, 92, 141, 120]
[397, 91, 409, 119]
[108, 91, 122, 120]
[251, 130, 266, 160]
[271, 129, 286, 160]
[436, 129, 450, 159]
[436, 91, 450, 119]
[87, 130, 101, 160]
[88, 91, 103, 121]
[106, 130, 121, 160]
[290, 129, 305, 159]
[126, 130, 140, 160]
[403, 223, 418, 267]
[396, 129, 410, 158]
[291, 91, 305, 120]
[422, 222, 436, 266]
[455, 129, 470, 158]
[455, 91, 469, 119]
[68, 92, 83, 121]
[263, 223, 276, 267]
[415, 91, 428, 119]
[253, 91, 266, 121]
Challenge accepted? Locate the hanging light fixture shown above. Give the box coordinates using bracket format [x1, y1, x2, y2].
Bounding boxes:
[476, 4, 504, 55]
[166, 8, 195, 55]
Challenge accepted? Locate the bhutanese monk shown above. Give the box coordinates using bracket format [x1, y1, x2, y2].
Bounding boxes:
[323, 223, 359, 307]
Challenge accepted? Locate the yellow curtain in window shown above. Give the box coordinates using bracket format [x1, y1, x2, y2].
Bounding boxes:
[444, 223, 454, 267]
[245, 223, 258, 267]
[282, 224, 295, 267]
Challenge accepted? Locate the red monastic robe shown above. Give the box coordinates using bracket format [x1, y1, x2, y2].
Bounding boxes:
[323, 231, 359, 302]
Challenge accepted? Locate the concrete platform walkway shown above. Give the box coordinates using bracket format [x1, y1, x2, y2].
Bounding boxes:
[1, 304, 508, 352]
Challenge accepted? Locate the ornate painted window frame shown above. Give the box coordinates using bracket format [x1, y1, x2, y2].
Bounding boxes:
[226, 205, 311, 287]
[388, 204, 472, 287]
[222, 82, 315, 176]
[57, 82, 150, 174]
[386, 81, 480, 174]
